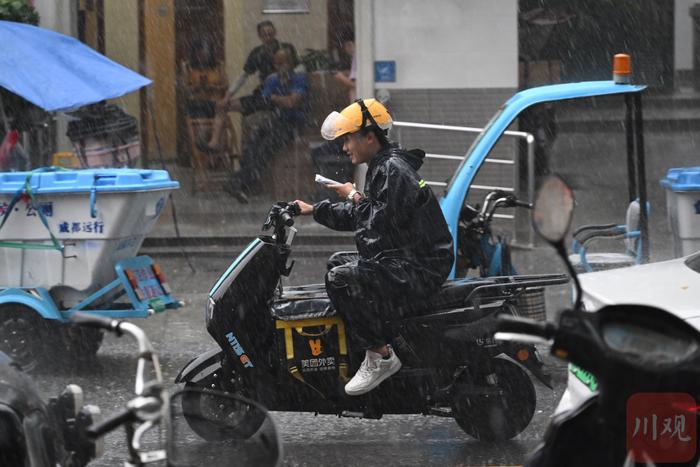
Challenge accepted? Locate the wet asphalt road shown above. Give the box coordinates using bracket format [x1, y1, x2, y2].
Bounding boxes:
[32, 253, 570, 467]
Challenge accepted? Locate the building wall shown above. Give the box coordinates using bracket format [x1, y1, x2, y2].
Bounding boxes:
[142, 0, 177, 158]
[33, 0, 78, 152]
[243, 0, 327, 51]
[372, 0, 518, 89]
[223, 0, 248, 138]
[224, 0, 247, 87]
[367, 0, 518, 185]
[34, 0, 76, 35]
[675, 0, 695, 72]
[231, 0, 328, 97]
[104, 0, 140, 126]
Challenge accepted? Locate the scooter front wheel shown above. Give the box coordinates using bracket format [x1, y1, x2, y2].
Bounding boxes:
[451, 358, 536, 442]
[181, 382, 266, 441]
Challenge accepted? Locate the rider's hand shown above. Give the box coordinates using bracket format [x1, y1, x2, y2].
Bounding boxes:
[327, 182, 354, 199]
[294, 200, 313, 215]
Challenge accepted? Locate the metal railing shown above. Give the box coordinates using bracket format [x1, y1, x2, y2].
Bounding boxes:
[392, 121, 536, 245]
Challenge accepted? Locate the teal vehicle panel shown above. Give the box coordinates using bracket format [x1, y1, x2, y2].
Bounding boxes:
[0, 287, 62, 319]
[210, 238, 264, 298]
[440, 80, 647, 278]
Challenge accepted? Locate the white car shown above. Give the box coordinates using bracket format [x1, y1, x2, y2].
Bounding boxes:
[554, 251, 700, 415]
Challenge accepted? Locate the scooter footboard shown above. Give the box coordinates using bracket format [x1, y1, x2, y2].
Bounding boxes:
[175, 348, 224, 385]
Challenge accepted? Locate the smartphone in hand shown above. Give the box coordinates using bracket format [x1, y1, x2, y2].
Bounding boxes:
[315, 174, 341, 186]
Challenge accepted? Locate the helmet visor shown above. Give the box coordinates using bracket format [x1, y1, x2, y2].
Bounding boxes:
[321, 111, 357, 141]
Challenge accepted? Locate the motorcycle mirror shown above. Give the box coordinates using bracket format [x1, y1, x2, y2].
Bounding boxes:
[531, 175, 574, 244]
[531, 175, 582, 310]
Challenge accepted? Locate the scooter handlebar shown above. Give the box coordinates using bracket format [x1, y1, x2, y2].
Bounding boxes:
[281, 202, 301, 226]
[280, 211, 294, 227]
[496, 315, 556, 339]
[70, 312, 122, 335]
[513, 199, 532, 209]
[87, 408, 135, 439]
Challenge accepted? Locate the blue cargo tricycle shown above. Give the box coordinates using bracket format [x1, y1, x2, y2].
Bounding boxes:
[0, 168, 181, 370]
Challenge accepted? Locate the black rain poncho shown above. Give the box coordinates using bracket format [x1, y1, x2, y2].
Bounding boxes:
[313, 145, 454, 348]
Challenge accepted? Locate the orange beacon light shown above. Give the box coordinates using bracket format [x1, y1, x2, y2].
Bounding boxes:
[613, 53, 632, 84]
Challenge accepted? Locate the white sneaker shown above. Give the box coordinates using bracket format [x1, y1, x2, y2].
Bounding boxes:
[344, 346, 402, 396]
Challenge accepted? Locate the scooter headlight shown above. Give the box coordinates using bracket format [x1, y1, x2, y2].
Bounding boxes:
[205, 297, 216, 324]
[602, 321, 699, 364]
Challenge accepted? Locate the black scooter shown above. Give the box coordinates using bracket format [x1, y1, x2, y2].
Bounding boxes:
[0, 352, 101, 467]
[496, 175, 700, 466]
[176, 202, 568, 442]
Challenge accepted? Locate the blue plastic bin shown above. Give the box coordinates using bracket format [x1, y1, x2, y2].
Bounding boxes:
[0, 168, 179, 306]
[660, 167, 700, 257]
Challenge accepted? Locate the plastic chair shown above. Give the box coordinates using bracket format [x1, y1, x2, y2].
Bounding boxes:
[569, 200, 648, 273]
[186, 115, 239, 193]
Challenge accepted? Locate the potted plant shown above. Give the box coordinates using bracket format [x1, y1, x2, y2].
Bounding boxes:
[0, 0, 39, 25]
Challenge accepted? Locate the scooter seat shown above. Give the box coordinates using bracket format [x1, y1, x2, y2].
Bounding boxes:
[394, 277, 497, 317]
[272, 278, 496, 321]
[272, 284, 337, 321]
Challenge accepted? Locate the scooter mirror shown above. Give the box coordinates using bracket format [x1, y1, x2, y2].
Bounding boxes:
[167, 388, 282, 467]
[531, 175, 575, 245]
[532, 175, 583, 310]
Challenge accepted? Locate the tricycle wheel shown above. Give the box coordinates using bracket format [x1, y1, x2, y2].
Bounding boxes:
[181, 381, 266, 441]
[451, 358, 536, 442]
[0, 305, 47, 372]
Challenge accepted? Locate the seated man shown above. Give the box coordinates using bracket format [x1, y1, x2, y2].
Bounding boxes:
[204, 20, 299, 150]
[223, 49, 308, 202]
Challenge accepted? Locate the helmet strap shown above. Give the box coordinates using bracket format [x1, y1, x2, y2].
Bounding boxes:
[355, 99, 380, 130]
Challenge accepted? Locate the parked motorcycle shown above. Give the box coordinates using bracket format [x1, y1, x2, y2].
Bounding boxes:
[176, 201, 568, 442]
[496, 175, 700, 466]
[457, 190, 531, 277]
[457, 190, 550, 326]
[0, 351, 102, 467]
[70, 313, 281, 467]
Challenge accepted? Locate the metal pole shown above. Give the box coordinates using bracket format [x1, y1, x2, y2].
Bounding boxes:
[393, 120, 531, 139]
[524, 134, 536, 248]
[146, 87, 196, 274]
[353, 0, 374, 193]
[513, 132, 525, 248]
[526, 134, 536, 205]
[634, 93, 649, 263]
[624, 94, 636, 202]
[0, 95, 10, 133]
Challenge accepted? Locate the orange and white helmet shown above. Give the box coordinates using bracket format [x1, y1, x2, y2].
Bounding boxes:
[321, 98, 393, 141]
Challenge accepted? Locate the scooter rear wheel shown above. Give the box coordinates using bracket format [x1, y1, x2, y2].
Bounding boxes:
[451, 358, 536, 442]
[181, 382, 266, 441]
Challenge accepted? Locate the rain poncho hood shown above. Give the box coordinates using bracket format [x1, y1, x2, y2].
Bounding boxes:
[313, 145, 454, 285]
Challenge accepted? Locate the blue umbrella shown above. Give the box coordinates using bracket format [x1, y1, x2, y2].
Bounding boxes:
[0, 20, 151, 112]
